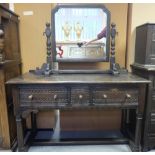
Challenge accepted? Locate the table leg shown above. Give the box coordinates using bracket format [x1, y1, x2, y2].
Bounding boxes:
[134, 112, 143, 151]
[16, 114, 24, 152]
[121, 109, 127, 133]
[31, 112, 37, 134]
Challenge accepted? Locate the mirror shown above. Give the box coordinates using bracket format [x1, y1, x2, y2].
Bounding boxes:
[30, 4, 120, 75]
[52, 4, 110, 62]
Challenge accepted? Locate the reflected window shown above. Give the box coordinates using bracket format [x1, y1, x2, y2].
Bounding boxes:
[54, 8, 108, 61]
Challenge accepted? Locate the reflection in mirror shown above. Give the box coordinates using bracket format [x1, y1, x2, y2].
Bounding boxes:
[55, 8, 108, 61]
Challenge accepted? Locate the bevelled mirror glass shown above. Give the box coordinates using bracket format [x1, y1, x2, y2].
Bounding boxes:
[51, 4, 110, 62]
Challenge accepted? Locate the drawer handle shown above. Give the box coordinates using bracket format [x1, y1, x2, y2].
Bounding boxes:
[126, 94, 131, 98]
[28, 95, 33, 100]
[102, 94, 107, 99]
[54, 94, 57, 101]
[79, 94, 83, 100]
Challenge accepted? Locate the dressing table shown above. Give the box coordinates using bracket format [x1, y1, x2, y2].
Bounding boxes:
[7, 4, 150, 152]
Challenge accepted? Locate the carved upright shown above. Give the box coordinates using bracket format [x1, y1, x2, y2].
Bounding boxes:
[110, 23, 119, 75]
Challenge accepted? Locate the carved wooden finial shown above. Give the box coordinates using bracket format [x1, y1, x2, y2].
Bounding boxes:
[110, 23, 119, 75]
[110, 23, 116, 59]
[44, 22, 53, 75]
[44, 22, 52, 52]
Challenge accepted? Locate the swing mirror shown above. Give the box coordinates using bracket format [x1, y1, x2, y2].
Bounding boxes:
[51, 4, 111, 62]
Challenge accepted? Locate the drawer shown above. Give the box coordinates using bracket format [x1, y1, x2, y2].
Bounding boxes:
[71, 86, 89, 105]
[92, 87, 138, 106]
[19, 86, 68, 106]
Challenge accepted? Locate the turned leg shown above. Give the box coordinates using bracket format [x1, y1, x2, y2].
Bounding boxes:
[134, 112, 143, 151]
[121, 109, 127, 133]
[16, 114, 25, 152]
[52, 109, 60, 141]
[126, 109, 130, 124]
[31, 112, 37, 134]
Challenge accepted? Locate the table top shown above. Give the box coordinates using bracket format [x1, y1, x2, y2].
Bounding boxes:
[6, 72, 150, 85]
[131, 63, 155, 71]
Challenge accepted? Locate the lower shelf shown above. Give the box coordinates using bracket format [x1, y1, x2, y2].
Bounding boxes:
[26, 129, 129, 146]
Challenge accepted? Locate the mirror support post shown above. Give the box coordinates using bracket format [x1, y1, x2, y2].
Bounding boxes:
[29, 23, 53, 76]
[44, 23, 53, 75]
[110, 23, 120, 75]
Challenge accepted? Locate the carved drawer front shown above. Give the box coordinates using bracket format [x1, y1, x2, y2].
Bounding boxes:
[19, 86, 68, 106]
[71, 86, 89, 105]
[92, 87, 138, 106]
[149, 113, 155, 134]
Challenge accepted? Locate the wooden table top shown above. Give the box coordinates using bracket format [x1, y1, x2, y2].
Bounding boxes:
[6, 72, 150, 85]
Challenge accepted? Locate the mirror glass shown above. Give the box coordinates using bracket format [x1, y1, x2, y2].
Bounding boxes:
[54, 7, 110, 62]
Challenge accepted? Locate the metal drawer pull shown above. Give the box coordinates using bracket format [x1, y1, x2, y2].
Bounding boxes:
[126, 94, 131, 98]
[28, 95, 33, 100]
[79, 94, 83, 99]
[54, 94, 57, 100]
[102, 94, 107, 99]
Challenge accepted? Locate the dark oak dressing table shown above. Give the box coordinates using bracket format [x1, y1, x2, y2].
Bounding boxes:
[7, 73, 149, 152]
[6, 4, 150, 152]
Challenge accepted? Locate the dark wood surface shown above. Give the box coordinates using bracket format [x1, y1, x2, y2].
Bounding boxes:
[6, 72, 150, 84]
[131, 63, 155, 71]
[0, 6, 21, 150]
[135, 23, 155, 65]
[132, 23, 155, 151]
[7, 72, 150, 152]
[131, 63, 155, 151]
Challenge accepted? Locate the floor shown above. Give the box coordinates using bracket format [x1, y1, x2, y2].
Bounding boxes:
[1, 144, 155, 152]
[28, 144, 131, 152]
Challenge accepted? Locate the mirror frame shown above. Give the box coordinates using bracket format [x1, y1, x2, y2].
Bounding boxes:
[51, 3, 111, 62]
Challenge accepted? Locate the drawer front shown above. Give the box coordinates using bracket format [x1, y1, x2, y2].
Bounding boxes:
[71, 86, 89, 105]
[19, 85, 139, 108]
[92, 87, 138, 106]
[20, 86, 68, 106]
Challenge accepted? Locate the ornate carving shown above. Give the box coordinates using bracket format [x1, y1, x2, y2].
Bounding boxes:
[93, 87, 138, 105]
[110, 23, 119, 75]
[20, 87, 68, 105]
[71, 87, 89, 105]
[29, 23, 53, 76]
[19, 85, 138, 108]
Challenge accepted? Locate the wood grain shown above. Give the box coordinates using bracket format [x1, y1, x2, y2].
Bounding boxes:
[0, 70, 10, 148]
